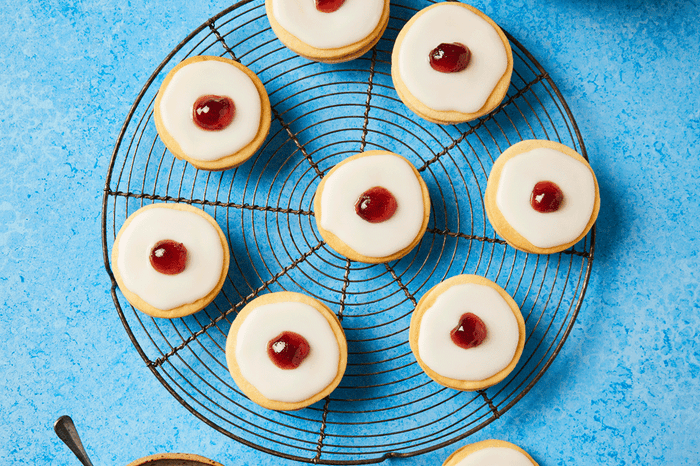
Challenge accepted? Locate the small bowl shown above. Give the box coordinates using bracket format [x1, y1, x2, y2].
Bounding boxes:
[126, 453, 224, 466]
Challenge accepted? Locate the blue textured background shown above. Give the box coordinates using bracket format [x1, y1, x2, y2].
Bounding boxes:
[1, 0, 698, 465]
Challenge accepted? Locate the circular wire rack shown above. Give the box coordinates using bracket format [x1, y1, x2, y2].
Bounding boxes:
[102, 0, 595, 463]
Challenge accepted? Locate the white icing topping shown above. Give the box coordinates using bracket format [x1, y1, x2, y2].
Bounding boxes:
[320, 153, 425, 258]
[495, 148, 596, 248]
[116, 206, 225, 311]
[455, 447, 532, 466]
[271, 0, 385, 49]
[418, 283, 519, 380]
[235, 301, 340, 403]
[159, 59, 262, 162]
[397, 4, 508, 113]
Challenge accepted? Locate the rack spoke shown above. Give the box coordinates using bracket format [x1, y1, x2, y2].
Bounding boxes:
[106, 190, 314, 216]
[417, 73, 549, 173]
[360, 47, 378, 153]
[148, 240, 324, 368]
[209, 20, 238, 62]
[272, 107, 324, 178]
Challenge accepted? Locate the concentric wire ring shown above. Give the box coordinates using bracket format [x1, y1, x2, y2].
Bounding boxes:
[102, 0, 595, 463]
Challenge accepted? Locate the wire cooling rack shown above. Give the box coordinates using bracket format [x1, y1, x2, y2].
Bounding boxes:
[102, 0, 595, 463]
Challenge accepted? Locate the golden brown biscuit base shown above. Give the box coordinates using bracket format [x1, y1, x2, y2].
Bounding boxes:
[265, 0, 390, 63]
[443, 439, 539, 466]
[409, 274, 525, 391]
[484, 139, 601, 254]
[111, 203, 230, 319]
[154, 55, 271, 171]
[126, 453, 225, 466]
[391, 3, 513, 125]
[313, 150, 431, 264]
[225, 291, 347, 411]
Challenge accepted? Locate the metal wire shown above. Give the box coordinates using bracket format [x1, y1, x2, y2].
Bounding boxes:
[101, 0, 595, 463]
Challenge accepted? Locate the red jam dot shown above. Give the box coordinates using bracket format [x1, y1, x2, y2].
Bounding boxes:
[315, 0, 345, 13]
[267, 331, 311, 370]
[450, 313, 487, 350]
[149, 240, 188, 275]
[192, 95, 235, 131]
[355, 186, 398, 223]
[530, 181, 564, 213]
[429, 43, 471, 73]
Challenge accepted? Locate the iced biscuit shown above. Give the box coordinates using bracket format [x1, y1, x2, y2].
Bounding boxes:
[410, 274, 525, 391]
[265, 0, 390, 63]
[111, 203, 230, 319]
[154, 55, 271, 171]
[226, 292, 347, 411]
[442, 440, 539, 466]
[484, 139, 600, 254]
[314, 150, 431, 264]
[392, 3, 513, 124]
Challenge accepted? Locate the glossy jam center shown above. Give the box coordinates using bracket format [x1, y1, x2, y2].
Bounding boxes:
[149, 240, 188, 275]
[355, 186, 398, 223]
[450, 313, 487, 350]
[530, 181, 564, 213]
[267, 331, 311, 370]
[429, 43, 471, 73]
[315, 0, 345, 13]
[192, 95, 235, 131]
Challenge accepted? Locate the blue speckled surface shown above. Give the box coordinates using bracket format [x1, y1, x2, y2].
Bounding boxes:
[1, 0, 699, 465]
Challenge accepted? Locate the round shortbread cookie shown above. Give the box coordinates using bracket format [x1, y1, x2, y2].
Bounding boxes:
[442, 440, 539, 466]
[226, 292, 347, 411]
[111, 203, 230, 319]
[265, 0, 390, 63]
[126, 453, 225, 466]
[392, 2, 513, 124]
[154, 55, 271, 171]
[314, 150, 431, 264]
[484, 139, 600, 254]
[409, 274, 525, 391]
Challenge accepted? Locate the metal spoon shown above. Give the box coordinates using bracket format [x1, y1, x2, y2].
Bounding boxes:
[54, 415, 95, 466]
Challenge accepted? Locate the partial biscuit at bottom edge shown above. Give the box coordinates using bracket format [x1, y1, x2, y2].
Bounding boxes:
[442, 439, 539, 466]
